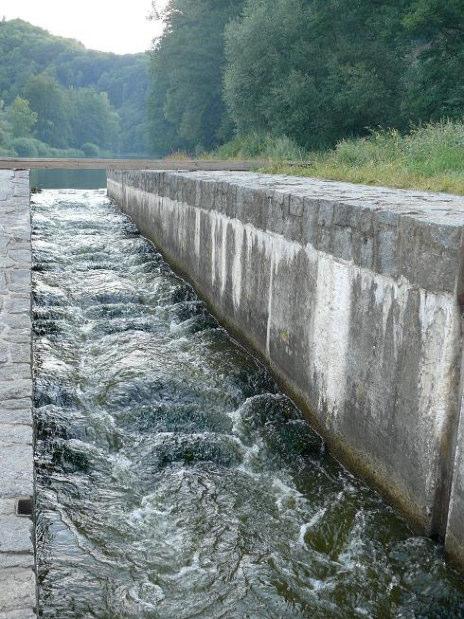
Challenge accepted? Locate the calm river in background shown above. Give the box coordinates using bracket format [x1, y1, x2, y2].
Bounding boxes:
[32, 185, 464, 618]
[30, 168, 107, 190]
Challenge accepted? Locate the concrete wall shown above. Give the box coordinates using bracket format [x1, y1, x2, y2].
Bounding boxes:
[108, 169, 464, 565]
[0, 170, 35, 617]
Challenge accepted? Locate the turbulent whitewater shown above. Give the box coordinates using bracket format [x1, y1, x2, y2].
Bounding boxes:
[32, 189, 464, 618]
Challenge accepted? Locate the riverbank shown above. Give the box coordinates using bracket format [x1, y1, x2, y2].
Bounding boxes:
[212, 121, 464, 196]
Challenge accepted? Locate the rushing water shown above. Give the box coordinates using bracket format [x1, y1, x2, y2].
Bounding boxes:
[32, 189, 464, 618]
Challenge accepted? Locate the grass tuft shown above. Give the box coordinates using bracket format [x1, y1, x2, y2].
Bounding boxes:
[214, 132, 307, 163]
[169, 122, 464, 195]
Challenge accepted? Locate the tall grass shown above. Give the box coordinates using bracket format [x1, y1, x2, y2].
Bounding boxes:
[171, 122, 464, 194]
[214, 132, 307, 162]
[264, 121, 464, 195]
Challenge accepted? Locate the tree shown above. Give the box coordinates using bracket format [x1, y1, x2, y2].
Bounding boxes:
[81, 142, 100, 157]
[68, 88, 120, 150]
[0, 100, 13, 154]
[149, 0, 245, 155]
[8, 96, 37, 137]
[224, 0, 408, 150]
[402, 0, 464, 122]
[11, 137, 39, 157]
[23, 73, 71, 148]
[0, 19, 150, 155]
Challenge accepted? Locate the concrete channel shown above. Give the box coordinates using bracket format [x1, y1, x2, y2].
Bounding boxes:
[3, 165, 464, 614]
[108, 169, 464, 567]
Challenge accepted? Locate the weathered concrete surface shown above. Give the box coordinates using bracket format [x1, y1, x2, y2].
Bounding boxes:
[0, 170, 35, 617]
[108, 169, 464, 566]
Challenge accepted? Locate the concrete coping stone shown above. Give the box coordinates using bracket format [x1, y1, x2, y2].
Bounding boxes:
[111, 170, 464, 297]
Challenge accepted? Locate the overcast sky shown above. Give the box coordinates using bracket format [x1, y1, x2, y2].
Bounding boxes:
[1, 0, 166, 54]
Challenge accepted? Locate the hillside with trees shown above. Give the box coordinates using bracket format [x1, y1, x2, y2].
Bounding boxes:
[3, 1, 463, 183]
[149, 0, 464, 158]
[0, 18, 150, 157]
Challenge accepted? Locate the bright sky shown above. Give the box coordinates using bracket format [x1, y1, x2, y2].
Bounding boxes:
[1, 0, 167, 54]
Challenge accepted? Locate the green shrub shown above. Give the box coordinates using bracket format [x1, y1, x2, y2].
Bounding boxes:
[34, 140, 54, 157]
[0, 146, 16, 156]
[48, 147, 85, 158]
[216, 132, 306, 162]
[11, 137, 39, 157]
[81, 142, 100, 157]
[9, 137, 85, 158]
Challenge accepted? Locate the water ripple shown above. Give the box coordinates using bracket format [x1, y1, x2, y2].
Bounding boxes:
[33, 189, 464, 618]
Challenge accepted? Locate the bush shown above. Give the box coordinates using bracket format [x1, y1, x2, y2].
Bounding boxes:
[216, 132, 306, 162]
[10, 137, 87, 158]
[0, 146, 16, 156]
[11, 137, 39, 157]
[81, 142, 100, 157]
[34, 140, 54, 157]
[48, 147, 85, 158]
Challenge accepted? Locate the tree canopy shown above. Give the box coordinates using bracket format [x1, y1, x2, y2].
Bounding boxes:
[0, 18, 150, 156]
[149, 0, 464, 154]
[8, 97, 37, 138]
[149, 0, 245, 154]
[3, 4, 463, 159]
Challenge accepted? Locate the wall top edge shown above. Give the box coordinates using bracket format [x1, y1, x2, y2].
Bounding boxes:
[108, 169, 464, 230]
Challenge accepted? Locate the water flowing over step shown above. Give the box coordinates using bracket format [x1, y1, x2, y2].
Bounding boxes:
[33, 189, 464, 618]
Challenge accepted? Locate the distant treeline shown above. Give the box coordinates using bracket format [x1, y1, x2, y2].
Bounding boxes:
[0, 19, 150, 157]
[149, 0, 464, 155]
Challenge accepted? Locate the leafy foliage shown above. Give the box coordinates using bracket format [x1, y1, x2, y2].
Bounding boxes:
[224, 0, 409, 150]
[402, 0, 464, 122]
[149, 0, 245, 155]
[23, 73, 72, 148]
[8, 97, 37, 138]
[149, 0, 464, 157]
[0, 18, 150, 156]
